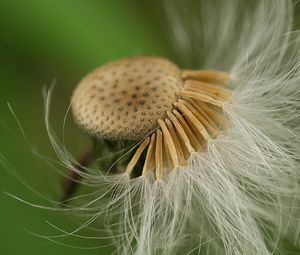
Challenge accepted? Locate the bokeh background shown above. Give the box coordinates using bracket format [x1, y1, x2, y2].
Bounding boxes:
[0, 1, 173, 254]
[1, 1, 300, 255]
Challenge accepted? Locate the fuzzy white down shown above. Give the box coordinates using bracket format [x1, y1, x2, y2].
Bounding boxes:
[14, 0, 300, 254]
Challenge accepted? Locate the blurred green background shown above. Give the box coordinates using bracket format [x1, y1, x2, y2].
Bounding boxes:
[0, 1, 172, 254]
[1, 1, 300, 255]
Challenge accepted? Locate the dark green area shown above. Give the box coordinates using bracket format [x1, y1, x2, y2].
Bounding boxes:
[0, 1, 170, 254]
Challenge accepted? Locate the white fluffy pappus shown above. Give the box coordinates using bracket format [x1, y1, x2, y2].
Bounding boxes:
[6, 0, 300, 254]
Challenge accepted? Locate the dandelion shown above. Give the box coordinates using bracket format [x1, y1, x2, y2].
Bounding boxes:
[11, 0, 300, 254]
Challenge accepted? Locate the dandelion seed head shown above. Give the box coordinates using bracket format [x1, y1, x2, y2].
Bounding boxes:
[71, 55, 232, 181]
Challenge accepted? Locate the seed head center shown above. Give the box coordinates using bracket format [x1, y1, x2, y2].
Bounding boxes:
[72, 56, 183, 140]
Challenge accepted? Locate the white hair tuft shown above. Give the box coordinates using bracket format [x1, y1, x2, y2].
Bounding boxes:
[9, 0, 300, 254]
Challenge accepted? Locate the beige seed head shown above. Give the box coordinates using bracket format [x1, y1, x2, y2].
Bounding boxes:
[71, 56, 183, 141]
[71, 55, 231, 179]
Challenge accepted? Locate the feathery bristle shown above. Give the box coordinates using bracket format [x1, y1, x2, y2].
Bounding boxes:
[9, 1, 300, 254]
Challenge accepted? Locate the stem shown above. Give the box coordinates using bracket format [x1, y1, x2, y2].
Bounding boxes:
[60, 145, 94, 205]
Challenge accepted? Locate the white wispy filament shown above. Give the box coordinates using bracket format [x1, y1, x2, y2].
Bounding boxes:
[11, 0, 300, 254]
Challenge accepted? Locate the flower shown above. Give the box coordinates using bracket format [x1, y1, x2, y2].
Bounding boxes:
[41, 0, 300, 254]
